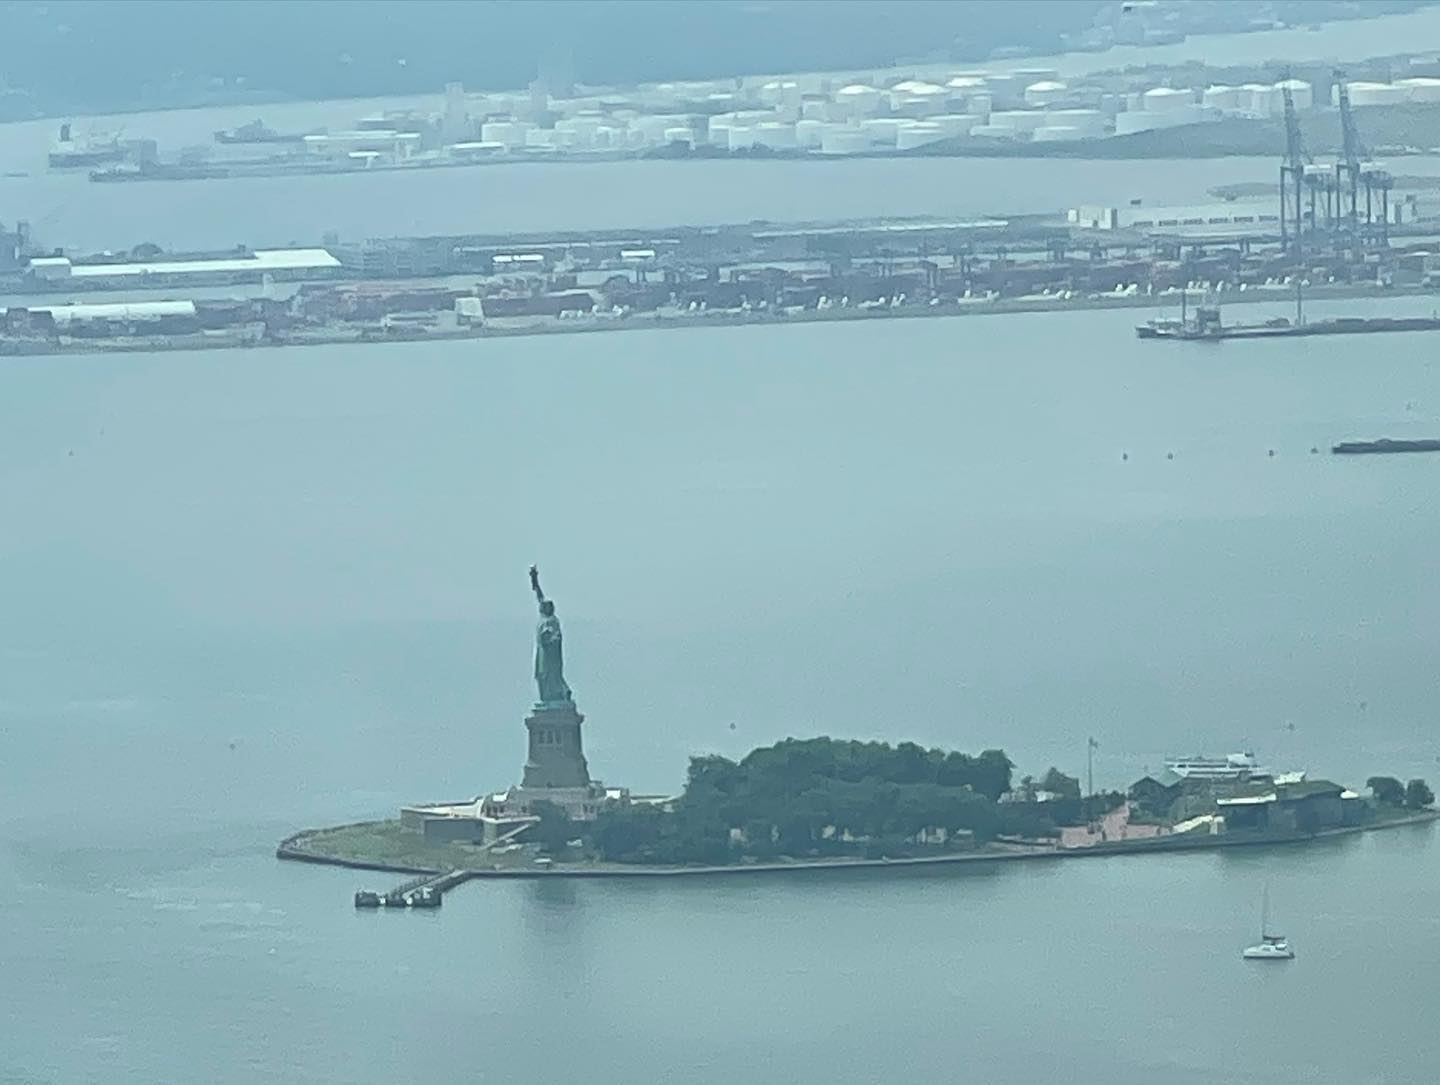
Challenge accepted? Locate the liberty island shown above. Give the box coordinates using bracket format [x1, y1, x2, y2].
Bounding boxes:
[276, 567, 1436, 888]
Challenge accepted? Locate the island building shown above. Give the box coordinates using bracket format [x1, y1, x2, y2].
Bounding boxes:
[401, 567, 660, 846]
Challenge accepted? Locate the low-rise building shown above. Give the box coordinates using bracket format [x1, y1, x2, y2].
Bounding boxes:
[1217, 779, 1347, 833]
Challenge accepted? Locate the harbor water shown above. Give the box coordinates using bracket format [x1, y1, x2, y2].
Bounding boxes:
[4, 307, 1440, 1083]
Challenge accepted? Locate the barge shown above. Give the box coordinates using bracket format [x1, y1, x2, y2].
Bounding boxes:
[1137, 312, 1440, 340]
[1332, 438, 1440, 454]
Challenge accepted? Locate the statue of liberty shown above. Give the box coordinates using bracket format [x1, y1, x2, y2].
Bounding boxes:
[529, 565, 572, 705]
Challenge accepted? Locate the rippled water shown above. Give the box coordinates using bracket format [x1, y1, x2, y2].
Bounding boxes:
[3, 299, 1439, 1082]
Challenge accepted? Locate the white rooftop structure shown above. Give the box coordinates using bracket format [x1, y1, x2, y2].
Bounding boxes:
[35, 300, 198, 325]
[63, 248, 341, 280]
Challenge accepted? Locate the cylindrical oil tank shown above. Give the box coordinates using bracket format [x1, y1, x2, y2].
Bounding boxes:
[1044, 108, 1104, 137]
[981, 73, 1021, 103]
[820, 128, 871, 155]
[834, 83, 882, 116]
[759, 80, 801, 108]
[1345, 81, 1409, 107]
[706, 115, 735, 144]
[894, 94, 945, 117]
[1242, 83, 1279, 116]
[1398, 77, 1440, 102]
[1024, 80, 1068, 107]
[754, 121, 798, 149]
[896, 121, 946, 150]
[795, 118, 825, 147]
[1202, 85, 1245, 112]
[988, 109, 1048, 133]
[931, 114, 979, 138]
[726, 126, 755, 151]
[859, 117, 906, 145]
[1272, 78, 1313, 111]
[1142, 87, 1193, 112]
[1114, 111, 1159, 136]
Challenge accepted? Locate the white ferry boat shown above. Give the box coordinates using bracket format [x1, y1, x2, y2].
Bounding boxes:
[1164, 751, 1269, 781]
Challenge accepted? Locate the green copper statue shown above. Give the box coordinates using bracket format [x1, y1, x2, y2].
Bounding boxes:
[529, 565, 572, 705]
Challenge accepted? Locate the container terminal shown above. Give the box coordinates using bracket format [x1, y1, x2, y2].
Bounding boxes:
[9, 83, 1440, 356]
[6, 201, 1440, 355]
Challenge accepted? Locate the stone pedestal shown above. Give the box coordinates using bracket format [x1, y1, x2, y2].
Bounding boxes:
[522, 700, 591, 789]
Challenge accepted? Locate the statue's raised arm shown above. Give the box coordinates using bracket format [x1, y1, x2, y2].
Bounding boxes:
[529, 564, 546, 605]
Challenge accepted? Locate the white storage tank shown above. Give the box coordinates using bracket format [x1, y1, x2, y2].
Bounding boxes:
[1142, 87, 1193, 112]
[796, 118, 825, 147]
[662, 127, 695, 146]
[1044, 108, 1105, 137]
[632, 114, 688, 141]
[932, 114, 979, 138]
[1398, 76, 1440, 102]
[479, 120, 532, 148]
[965, 92, 992, 120]
[1032, 125, 1080, 142]
[1024, 80, 1068, 107]
[946, 76, 987, 93]
[820, 128, 871, 155]
[726, 126, 756, 151]
[706, 114, 736, 144]
[969, 123, 1019, 140]
[801, 98, 831, 121]
[988, 109, 1048, 133]
[859, 117, 906, 145]
[894, 93, 945, 118]
[835, 83, 882, 116]
[896, 121, 946, 150]
[754, 121, 798, 149]
[1272, 78, 1313, 111]
[759, 80, 801, 108]
[1114, 111, 1160, 136]
[1241, 83, 1279, 116]
[1344, 81, 1410, 107]
[1202, 85, 1246, 112]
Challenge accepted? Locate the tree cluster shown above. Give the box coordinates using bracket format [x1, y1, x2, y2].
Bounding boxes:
[1368, 776, 1434, 809]
[587, 737, 1049, 865]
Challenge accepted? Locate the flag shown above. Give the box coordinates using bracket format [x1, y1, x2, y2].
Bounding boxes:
[1088, 737, 1100, 750]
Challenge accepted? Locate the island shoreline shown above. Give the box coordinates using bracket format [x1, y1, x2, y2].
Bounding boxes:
[276, 808, 1438, 881]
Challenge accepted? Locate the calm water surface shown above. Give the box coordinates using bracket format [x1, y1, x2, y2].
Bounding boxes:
[3, 304, 1439, 1083]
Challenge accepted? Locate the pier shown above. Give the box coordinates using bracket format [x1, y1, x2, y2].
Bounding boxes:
[354, 869, 471, 910]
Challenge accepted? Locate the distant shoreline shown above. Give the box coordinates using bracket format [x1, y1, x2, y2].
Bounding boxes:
[7, 282, 1439, 361]
[277, 809, 1438, 881]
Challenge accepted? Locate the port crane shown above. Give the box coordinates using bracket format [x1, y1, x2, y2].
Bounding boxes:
[1278, 74, 1310, 259]
[1333, 69, 1392, 248]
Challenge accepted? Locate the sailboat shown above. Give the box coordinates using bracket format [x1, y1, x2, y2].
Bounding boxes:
[1243, 885, 1295, 960]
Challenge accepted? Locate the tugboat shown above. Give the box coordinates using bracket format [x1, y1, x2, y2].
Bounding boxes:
[353, 890, 382, 909]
